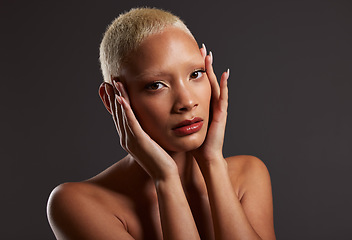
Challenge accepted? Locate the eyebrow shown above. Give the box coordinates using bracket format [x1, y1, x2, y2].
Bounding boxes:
[135, 71, 167, 80]
[135, 62, 205, 80]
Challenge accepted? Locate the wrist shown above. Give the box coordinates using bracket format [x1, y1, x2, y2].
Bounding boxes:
[154, 172, 182, 190]
[142, 158, 178, 183]
[152, 162, 180, 185]
[197, 155, 227, 171]
[198, 157, 228, 180]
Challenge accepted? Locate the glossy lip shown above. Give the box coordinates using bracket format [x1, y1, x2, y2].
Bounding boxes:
[172, 117, 204, 136]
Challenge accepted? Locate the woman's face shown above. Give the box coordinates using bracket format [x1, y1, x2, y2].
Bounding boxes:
[120, 27, 211, 153]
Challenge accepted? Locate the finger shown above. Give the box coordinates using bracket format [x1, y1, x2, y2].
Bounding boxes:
[105, 83, 125, 145]
[205, 51, 220, 100]
[105, 83, 118, 123]
[114, 81, 131, 106]
[113, 81, 145, 142]
[114, 96, 125, 145]
[208, 69, 229, 135]
[219, 69, 229, 112]
[119, 96, 144, 139]
[113, 81, 135, 137]
[110, 81, 126, 133]
[119, 98, 134, 153]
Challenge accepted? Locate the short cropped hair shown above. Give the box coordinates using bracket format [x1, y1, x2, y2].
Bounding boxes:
[99, 7, 193, 83]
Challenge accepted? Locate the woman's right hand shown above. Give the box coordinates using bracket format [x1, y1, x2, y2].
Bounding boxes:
[104, 82, 178, 182]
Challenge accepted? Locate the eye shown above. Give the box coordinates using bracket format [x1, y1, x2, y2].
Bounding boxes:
[146, 81, 165, 91]
[190, 69, 206, 79]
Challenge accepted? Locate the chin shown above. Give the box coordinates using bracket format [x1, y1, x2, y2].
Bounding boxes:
[162, 133, 206, 153]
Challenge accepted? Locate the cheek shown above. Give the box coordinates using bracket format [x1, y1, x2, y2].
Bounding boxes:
[130, 95, 170, 127]
[127, 86, 158, 122]
[130, 96, 173, 147]
[196, 79, 212, 107]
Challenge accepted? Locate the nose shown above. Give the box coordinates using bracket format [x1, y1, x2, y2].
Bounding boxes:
[172, 84, 198, 113]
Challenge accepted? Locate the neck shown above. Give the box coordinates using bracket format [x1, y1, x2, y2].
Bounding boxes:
[128, 151, 203, 189]
[169, 151, 198, 187]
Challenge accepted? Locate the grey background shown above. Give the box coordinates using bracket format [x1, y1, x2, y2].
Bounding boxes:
[1, 0, 351, 239]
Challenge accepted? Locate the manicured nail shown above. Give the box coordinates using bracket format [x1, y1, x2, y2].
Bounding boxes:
[113, 81, 122, 95]
[209, 51, 213, 64]
[113, 80, 118, 90]
[227, 68, 230, 77]
[202, 43, 207, 54]
[116, 95, 122, 104]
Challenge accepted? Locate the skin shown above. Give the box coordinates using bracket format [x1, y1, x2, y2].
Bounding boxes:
[47, 27, 276, 240]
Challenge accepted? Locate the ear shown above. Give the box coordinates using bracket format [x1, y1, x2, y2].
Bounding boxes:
[98, 82, 113, 115]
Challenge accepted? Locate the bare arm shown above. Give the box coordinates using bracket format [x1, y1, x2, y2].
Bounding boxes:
[108, 83, 200, 240]
[47, 83, 201, 240]
[155, 175, 200, 240]
[193, 46, 276, 240]
[201, 157, 275, 240]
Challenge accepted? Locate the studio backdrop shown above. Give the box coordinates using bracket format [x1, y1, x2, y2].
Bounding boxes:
[1, 0, 351, 239]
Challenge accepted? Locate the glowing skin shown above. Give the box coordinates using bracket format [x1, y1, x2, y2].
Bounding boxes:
[119, 27, 211, 153]
[47, 10, 275, 240]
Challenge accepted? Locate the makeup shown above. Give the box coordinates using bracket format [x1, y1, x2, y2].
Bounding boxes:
[172, 117, 203, 136]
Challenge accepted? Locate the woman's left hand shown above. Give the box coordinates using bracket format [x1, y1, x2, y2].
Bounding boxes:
[192, 45, 230, 168]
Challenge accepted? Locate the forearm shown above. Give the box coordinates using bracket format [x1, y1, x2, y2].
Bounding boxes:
[201, 160, 261, 240]
[155, 175, 200, 240]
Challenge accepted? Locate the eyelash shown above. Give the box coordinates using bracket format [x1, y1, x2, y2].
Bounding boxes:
[146, 82, 165, 91]
[145, 69, 206, 91]
[190, 69, 206, 79]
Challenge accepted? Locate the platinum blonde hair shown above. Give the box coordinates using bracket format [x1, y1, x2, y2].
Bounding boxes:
[99, 7, 193, 83]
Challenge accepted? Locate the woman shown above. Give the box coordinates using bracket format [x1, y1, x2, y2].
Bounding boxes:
[47, 7, 276, 240]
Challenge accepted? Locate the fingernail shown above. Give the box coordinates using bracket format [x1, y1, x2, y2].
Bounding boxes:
[227, 68, 230, 77]
[202, 43, 207, 54]
[116, 95, 122, 104]
[113, 80, 118, 90]
[113, 81, 121, 95]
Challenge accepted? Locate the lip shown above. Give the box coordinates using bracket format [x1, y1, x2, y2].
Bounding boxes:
[172, 117, 203, 136]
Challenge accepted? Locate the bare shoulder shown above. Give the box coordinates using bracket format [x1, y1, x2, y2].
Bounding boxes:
[47, 182, 92, 220]
[226, 155, 270, 178]
[48, 181, 96, 202]
[47, 181, 133, 239]
[226, 155, 276, 239]
[225, 155, 272, 199]
[47, 182, 111, 214]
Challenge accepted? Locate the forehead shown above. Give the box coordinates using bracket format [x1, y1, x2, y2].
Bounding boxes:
[121, 27, 203, 79]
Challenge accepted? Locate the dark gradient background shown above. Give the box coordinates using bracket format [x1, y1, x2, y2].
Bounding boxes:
[1, 0, 351, 239]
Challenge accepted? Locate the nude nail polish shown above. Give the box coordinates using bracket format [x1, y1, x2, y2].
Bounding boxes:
[202, 43, 207, 54]
[116, 95, 122, 104]
[113, 81, 121, 96]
